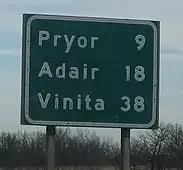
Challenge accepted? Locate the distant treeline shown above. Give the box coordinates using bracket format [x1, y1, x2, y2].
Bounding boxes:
[0, 122, 183, 170]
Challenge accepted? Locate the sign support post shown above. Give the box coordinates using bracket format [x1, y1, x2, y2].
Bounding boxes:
[46, 126, 56, 170]
[121, 128, 130, 170]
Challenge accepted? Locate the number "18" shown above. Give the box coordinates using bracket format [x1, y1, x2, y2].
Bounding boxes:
[125, 66, 145, 82]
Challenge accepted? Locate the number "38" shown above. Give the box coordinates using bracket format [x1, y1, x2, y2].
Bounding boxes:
[120, 96, 145, 112]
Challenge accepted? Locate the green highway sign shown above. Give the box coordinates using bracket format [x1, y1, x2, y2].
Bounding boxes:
[21, 13, 160, 129]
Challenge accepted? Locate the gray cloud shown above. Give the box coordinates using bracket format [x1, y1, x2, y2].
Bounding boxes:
[0, 48, 20, 56]
[161, 49, 183, 55]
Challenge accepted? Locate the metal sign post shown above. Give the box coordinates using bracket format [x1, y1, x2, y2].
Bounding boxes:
[121, 128, 130, 170]
[46, 126, 56, 170]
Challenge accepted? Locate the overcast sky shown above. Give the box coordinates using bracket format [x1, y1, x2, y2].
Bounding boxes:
[0, 0, 183, 141]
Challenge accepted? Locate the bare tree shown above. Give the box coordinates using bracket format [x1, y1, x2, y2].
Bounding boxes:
[133, 122, 169, 170]
[130, 136, 147, 169]
[110, 141, 120, 169]
[165, 123, 183, 169]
